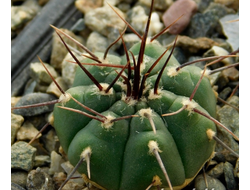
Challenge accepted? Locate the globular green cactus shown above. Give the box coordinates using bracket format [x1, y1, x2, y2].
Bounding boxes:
[51, 1, 220, 188]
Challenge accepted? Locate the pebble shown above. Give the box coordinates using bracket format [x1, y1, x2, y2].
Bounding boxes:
[219, 14, 239, 51]
[86, 31, 109, 53]
[215, 96, 239, 163]
[222, 67, 239, 82]
[30, 62, 58, 85]
[11, 0, 41, 31]
[203, 46, 234, 67]
[11, 182, 26, 190]
[224, 161, 238, 190]
[126, 6, 163, 37]
[149, 12, 164, 36]
[46, 77, 69, 98]
[48, 151, 65, 175]
[234, 158, 239, 178]
[186, 2, 235, 38]
[175, 35, 219, 54]
[34, 155, 51, 167]
[84, 5, 126, 37]
[217, 96, 239, 137]
[61, 52, 85, 87]
[11, 171, 28, 188]
[172, 46, 187, 64]
[26, 167, 55, 190]
[127, 5, 148, 35]
[75, 0, 103, 14]
[11, 141, 37, 171]
[193, 0, 213, 12]
[16, 121, 42, 141]
[215, 0, 239, 11]
[11, 113, 24, 145]
[50, 29, 84, 70]
[123, 33, 141, 50]
[13, 93, 57, 117]
[194, 173, 226, 190]
[61, 161, 84, 184]
[162, 0, 197, 35]
[40, 129, 60, 153]
[139, 0, 173, 11]
[207, 162, 224, 178]
[218, 87, 232, 100]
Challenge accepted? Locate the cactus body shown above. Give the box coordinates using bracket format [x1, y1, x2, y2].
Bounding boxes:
[53, 40, 217, 190]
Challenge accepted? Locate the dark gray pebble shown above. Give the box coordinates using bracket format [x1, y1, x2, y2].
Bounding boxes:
[195, 173, 226, 190]
[13, 93, 57, 117]
[224, 162, 238, 190]
[185, 3, 235, 38]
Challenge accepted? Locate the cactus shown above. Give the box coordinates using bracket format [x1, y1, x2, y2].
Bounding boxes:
[50, 1, 221, 189]
[12, 0, 239, 189]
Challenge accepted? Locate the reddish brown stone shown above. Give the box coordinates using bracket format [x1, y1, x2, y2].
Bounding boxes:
[162, 0, 197, 34]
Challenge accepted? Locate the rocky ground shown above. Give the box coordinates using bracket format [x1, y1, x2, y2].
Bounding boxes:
[11, 0, 239, 190]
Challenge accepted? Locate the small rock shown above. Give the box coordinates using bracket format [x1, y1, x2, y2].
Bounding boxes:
[34, 155, 51, 167]
[217, 96, 239, 138]
[26, 167, 55, 190]
[23, 79, 37, 95]
[175, 35, 219, 53]
[30, 62, 58, 85]
[11, 171, 28, 188]
[75, 0, 103, 14]
[16, 121, 42, 141]
[207, 162, 224, 178]
[188, 56, 206, 69]
[13, 93, 57, 117]
[149, 12, 164, 36]
[61, 52, 85, 87]
[50, 29, 84, 70]
[38, 0, 50, 6]
[234, 158, 239, 178]
[46, 77, 69, 98]
[162, 0, 197, 34]
[218, 87, 232, 100]
[11, 141, 37, 171]
[11, 182, 26, 190]
[105, 0, 121, 6]
[194, 173, 226, 190]
[41, 129, 60, 153]
[86, 31, 109, 53]
[11, 113, 24, 145]
[219, 14, 239, 51]
[127, 6, 163, 36]
[139, 0, 173, 11]
[123, 33, 141, 50]
[203, 46, 234, 68]
[70, 18, 86, 33]
[224, 161, 238, 190]
[172, 46, 187, 64]
[215, 0, 239, 11]
[11, 0, 41, 31]
[214, 96, 239, 163]
[222, 67, 239, 81]
[61, 161, 84, 184]
[49, 151, 65, 175]
[193, 0, 213, 12]
[186, 2, 235, 38]
[84, 5, 126, 37]
[127, 5, 148, 34]
[11, 96, 21, 108]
